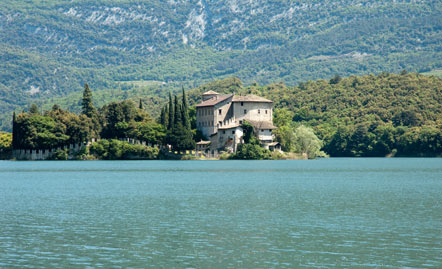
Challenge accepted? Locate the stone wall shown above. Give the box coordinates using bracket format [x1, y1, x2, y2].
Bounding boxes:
[12, 138, 160, 160]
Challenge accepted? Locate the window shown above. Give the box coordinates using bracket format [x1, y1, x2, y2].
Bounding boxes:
[261, 129, 264, 132]
[219, 121, 222, 127]
[223, 130, 225, 134]
[258, 109, 260, 114]
[219, 109, 222, 115]
[265, 110, 268, 114]
[241, 102, 244, 106]
[232, 131, 235, 134]
[244, 109, 247, 114]
[239, 120, 243, 124]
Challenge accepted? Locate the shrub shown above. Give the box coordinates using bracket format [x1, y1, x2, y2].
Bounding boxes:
[49, 149, 68, 160]
[230, 144, 271, 160]
[89, 139, 159, 160]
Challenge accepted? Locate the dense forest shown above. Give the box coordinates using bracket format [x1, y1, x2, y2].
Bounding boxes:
[0, 0, 441, 130]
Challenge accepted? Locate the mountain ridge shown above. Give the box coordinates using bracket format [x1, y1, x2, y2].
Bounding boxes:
[0, 0, 441, 130]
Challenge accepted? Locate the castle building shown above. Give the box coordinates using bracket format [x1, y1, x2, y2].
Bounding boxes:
[195, 90, 277, 152]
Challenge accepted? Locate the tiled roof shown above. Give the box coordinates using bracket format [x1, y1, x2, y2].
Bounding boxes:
[247, 120, 277, 129]
[202, 90, 219, 95]
[232, 94, 272, 103]
[267, 142, 280, 146]
[218, 124, 241, 130]
[196, 94, 233, 107]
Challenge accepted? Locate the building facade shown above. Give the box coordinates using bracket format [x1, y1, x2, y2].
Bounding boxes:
[196, 91, 277, 152]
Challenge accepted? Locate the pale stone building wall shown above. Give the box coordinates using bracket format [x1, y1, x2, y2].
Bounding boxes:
[196, 95, 233, 138]
[232, 102, 273, 123]
[257, 129, 273, 143]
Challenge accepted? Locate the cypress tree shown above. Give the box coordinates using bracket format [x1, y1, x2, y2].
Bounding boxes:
[82, 83, 96, 118]
[181, 87, 190, 129]
[160, 105, 169, 127]
[139, 99, 144, 110]
[173, 95, 181, 128]
[160, 106, 165, 126]
[168, 92, 174, 130]
[12, 112, 16, 149]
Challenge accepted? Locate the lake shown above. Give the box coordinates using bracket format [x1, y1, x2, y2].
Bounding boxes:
[0, 159, 441, 268]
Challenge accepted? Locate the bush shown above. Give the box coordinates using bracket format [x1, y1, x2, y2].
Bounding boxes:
[49, 149, 68, 160]
[89, 139, 159, 160]
[230, 144, 272, 160]
[218, 152, 231, 160]
[0, 132, 12, 159]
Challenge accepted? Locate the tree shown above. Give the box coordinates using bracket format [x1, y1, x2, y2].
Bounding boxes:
[82, 83, 96, 118]
[29, 104, 39, 114]
[329, 74, 342, 84]
[325, 126, 349, 157]
[45, 106, 94, 144]
[0, 132, 12, 157]
[173, 95, 181, 128]
[160, 105, 168, 127]
[241, 121, 258, 144]
[294, 125, 325, 159]
[181, 87, 190, 129]
[139, 99, 144, 110]
[274, 125, 296, 152]
[273, 108, 294, 127]
[230, 143, 271, 160]
[169, 122, 195, 152]
[12, 112, 17, 149]
[101, 101, 138, 138]
[168, 92, 174, 130]
[14, 113, 69, 149]
[133, 121, 166, 145]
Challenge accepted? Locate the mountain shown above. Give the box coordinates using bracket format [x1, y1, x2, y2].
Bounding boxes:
[1, 0, 441, 130]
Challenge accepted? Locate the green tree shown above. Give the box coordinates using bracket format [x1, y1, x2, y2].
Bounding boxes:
[160, 105, 168, 127]
[29, 104, 39, 114]
[14, 113, 69, 149]
[181, 87, 190, 129]
[173, 95, 181, 128]
[12, 112, 17, 149]
[274, 125, 296, 152]
[89, 139, 159, 160]
[294, 125, 325, 159]
[167, 92, 174, 130]
[230, 143, 271, 160]
[325, 126, 354, 157]
[82, 83, 96, 118]
[273, 108, 294, 128]
[329, 74, 342, 84]
[241, 121, 258, 144]
[0, 132, 12, 158]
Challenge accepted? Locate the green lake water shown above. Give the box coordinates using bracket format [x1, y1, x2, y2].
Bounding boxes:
[0, 159, 441, 268]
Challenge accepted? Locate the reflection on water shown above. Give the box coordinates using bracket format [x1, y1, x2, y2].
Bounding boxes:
[0, 159, 441, 268]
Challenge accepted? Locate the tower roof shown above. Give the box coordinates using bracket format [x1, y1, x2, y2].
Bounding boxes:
[232, 94, 272, 103]
[202, 90, 219, 95]
[196, 94, 233, 107]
